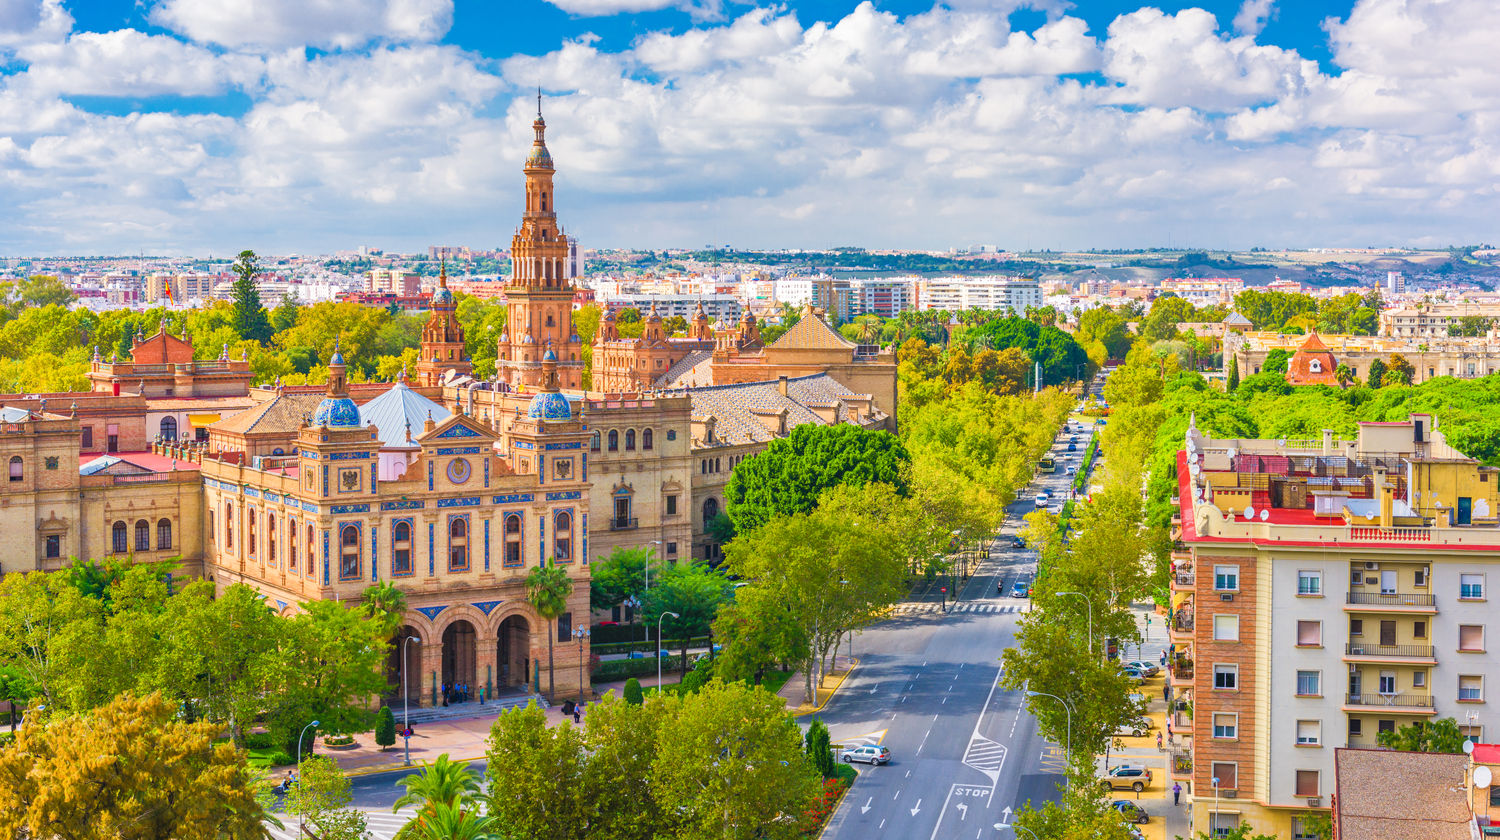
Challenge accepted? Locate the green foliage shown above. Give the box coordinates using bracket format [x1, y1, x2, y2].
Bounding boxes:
[961, 316, 1092, 386]
[724, 423, 910, 535]
[230, 250, 273, 344]
[1177, 823, 1278, 840]
[1139, 295, 1197, 341]
[644, 562, 734, 675]
[1076, 306, 1133, 360]
[375, 706, 397, 751]
[526, 565, 574, 700]
[1366, 357, 1387, 388]
[589, 546, 651, 613]
[623, 677, 644, 706]
[285, 755, 368, 840]
[1385, 353, 1415, 385]
[1375, 717, 1467, 753]
[1262, 348, 1289, 374]
[804, 717, 836, 778]
[394, 753, 483, 840]
[1232, 288, 1318, 332]
[678, 655, 716, 694]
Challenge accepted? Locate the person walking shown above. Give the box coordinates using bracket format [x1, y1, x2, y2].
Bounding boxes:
[1172, 782, 1182, 806]
[1157, 732, 1164, 751]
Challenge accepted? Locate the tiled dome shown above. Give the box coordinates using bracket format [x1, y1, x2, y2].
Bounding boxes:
[313, 396, 360, 427]
[431, 286, 453, 305]
[527, 392, 571, 422]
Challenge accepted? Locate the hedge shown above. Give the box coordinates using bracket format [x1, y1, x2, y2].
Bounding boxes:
[591, 637, 711, 657]
[592, 657, 686, 682]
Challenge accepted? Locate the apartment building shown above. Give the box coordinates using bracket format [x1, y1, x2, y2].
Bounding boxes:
[1380, 301, 1500, 338]
[1169, 414, 1500, 838]
[916, 277, 1041, 314]
[1159, 277, 1245, 307]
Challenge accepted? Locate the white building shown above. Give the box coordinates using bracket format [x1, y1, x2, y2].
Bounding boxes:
[917, 277, 1042, 315]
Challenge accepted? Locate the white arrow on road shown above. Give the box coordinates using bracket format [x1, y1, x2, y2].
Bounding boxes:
[956, 803, 968, 821]
[909, 799, 921, 817]
[1002, 806, 1013, 823]
[861, 798, 872, 814]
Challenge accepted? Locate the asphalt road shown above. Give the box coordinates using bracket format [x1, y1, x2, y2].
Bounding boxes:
[820, 416, 1098, 840]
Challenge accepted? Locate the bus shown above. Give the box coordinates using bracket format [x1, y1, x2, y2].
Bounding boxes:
[1038, 455, 1056, 474]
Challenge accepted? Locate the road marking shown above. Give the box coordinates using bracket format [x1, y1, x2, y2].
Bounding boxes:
[861, 797, 872, 814]
[910, 798, 922, 817]
[894, 789, 901, 800]
[879, 819, 885, 829]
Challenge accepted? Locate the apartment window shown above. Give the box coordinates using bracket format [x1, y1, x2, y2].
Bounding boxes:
[1350, 566, 1363, 586]
[666, 541, 677, 556]
[1460, 624, 1485, 652]
[1413, 671, 1426, 688]
[665, 494, 678, 516]
[449, 517, 469, 572]
[1350, 619, 1364, 636]
[1294, 770, 1320, 797]
[1296, 670, 1320, 696]
[1296, 620, 1321, 647]
[1297, 570, 1321, 596]
[1292, 817, 1318, 840]
[1214, 664, 1238, 690]
[1414, 567, 1428, 587]
[1209, 762, 1238, 790]
[248, 509, 257, 557]
[553, 511, 572, 560]
[1210, 814, 1240, 838]
[1413, 620, 1427, 639]
[44, 534, 59, 558]
[1378, 719, 1396, 734]
[1463, 725, 1483, 745]
[1214, 565, 1239, 591]
[504, 514, 523, 566]
[224, 502, 233, 548]
[1348, 718, 1362, 737]
[1460, 675, 1484, 702]
[288, 518, 297, 570]
[1296, 720, 1321, 746]
[1213, 614, 1240, 641]
[1212, 713, 1237, 739]
[1378, 671, 1397, 694]
[392, 521, 412, 575]
[1461, 574, 1485, 599]
[625, 429, 636, 451]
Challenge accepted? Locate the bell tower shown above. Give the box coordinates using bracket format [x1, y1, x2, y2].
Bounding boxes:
[416, 263, 471, 386]
[497, 93, 584, 390]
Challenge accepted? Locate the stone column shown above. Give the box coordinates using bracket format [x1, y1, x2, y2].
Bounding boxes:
[421, 639, 443, 709]
[476, 635, 499, 701]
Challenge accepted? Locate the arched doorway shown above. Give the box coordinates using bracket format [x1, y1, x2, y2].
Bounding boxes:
[441, 620, 477, 695]
[385, 626, 421, 705]
[497, 615, 531, 694]
[159, 416, 177, 441]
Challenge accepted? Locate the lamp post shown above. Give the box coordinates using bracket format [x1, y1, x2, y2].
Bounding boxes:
[624, 594, 642, 647]
[657, 611, 680, 694]
[1013, 826, 1040, 840]
[1213, 775, 1221, 835]
[1025, 690, 1072, 770]
[572, 626, 591, 705]
[296, 719, 320, 833]
[1057, 590, 1094, 656]
[402, 634, 420, 767]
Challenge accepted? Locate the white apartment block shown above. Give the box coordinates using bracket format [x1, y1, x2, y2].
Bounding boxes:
[917, 277, 1042, 315]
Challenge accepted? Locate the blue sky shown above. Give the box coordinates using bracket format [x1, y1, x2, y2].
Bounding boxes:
[0, 0, 1495, 255]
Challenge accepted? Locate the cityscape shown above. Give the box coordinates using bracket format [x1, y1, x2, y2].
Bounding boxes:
[1, 1, 1497, 840]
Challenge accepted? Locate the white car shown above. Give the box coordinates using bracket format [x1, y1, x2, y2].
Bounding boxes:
[1034, 492, 1050, 508]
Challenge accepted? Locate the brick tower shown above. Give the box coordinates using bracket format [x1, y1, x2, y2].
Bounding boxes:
[416, 264, 471, 386]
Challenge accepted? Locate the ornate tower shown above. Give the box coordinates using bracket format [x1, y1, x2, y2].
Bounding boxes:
[416, 264, 471, 386]
[496, 96, 584, 390]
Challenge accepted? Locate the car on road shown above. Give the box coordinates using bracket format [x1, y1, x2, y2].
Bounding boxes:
[1009, 577, 1033, 598]
[1111, 800, 1149, 824]
[1113, 716, 1155, 738]
[1065, 466, 1077, 476]
[1099, 765, 1152, 792]
[1120, 665, 1148, 682]
[1066, 442, 1077, 451]
[1125, 660, 1161, 677]
[840, 745, 891, 765]
[1068, 435, 1078, 443]
[1034, 492, 1050, 508]
[1009, 535, 1026, 548]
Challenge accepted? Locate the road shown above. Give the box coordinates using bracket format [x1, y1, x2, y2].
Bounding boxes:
[820, 413, 1099, 840]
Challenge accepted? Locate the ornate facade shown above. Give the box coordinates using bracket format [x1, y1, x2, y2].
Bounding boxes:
[415, 268, 471, 387]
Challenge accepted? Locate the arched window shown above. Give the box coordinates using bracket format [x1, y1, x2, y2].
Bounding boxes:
[159, 416, 178, 441]
[8, 456, 21, 482]
[591, 431, 601, 452]
[339, 525, 360, 580]
[393, 521, 412, 575]
[703, 497, 720, 529]
[134, 519, 150, 552]
[642, 428, 654, 450]
[288, 517, 297, 569]
[449, 517, 469, 571]
[307, 524, 316, 575]
[625, 429, 636, 451]
[607, 430, 618, 452]
[112, 520, 127, 554]
[267, 513, 277, 563]
[224, 501, 234, 548]
[504, 514, 523, 566]
[157, 518, 172, 551]
[248, 508, 257, 557]
[554, 511, 572, 560]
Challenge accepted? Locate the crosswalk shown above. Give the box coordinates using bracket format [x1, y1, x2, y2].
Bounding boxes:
[265, 808, 416, 840]
[888, 602, 1026, 616]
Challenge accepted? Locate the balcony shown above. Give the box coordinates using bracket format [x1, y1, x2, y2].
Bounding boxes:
[1172, 570, 1195, 592]
[1344, 592, 1437, 613]
[1342, 692, 1437, 714]
[1343, 643, 1436, 663]
[609, 517, 639, 531]
[1170, 612, 1194, 640]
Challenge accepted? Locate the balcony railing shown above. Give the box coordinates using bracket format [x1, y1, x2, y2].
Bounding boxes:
[1174, 571, 1195, 587]
[1345, 692, 1434, 708]
[1173, 613, 1195, 632]
[609, 517, 639, 531]
[1347, 592, 1436, 607]
[1344, 643, 1435, 658]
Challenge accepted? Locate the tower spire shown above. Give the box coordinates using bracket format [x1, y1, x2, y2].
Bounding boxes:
[537, 86, 542, 119]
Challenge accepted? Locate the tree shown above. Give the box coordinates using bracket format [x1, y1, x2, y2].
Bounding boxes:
[1366, 357, 1386, 389]
[270, 293, 301, 334]
[804, 717, 836, 778]
[525, 565, 574, 700]
[1075, 306, 1134, 360]
[268, 599, 390, 752]
[1140, 295, 1196, 341]
[1375, 717, 1467, 753]
[725, 423, 911, 535]
[285, 755, 368, 840]
[1262, 348, 1290, 374]
[644, 562, 733, 675]
[230, 250, 273, 343]
[361, 581, 408, 641]
[581, 694, 667, 840]
[1177, 823, 1278, 840]
[623, 677, 644, 705]
[0, 570, 103, 706]
[394, 753, 483, 840]
[1334, 363, 1355, 387]
[400, 801, 496, 840]
[375, 705, 397, 751]
[963, 316, 1092, 386]
[590, 546, 651, 614]
[485, 701, 591, 837]
[0, 665, 35, 733]
[0, 693, 269, 840]
[1226, 355, 1240, 390]
[1385, 353, 1415, 385]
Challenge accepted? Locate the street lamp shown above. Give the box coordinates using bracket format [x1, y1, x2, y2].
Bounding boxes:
[572, 626, 591, 705]
[296, 719, 320, 833]
[402, 635, 421, 767]
[1213, 775, 1221, 835]
[1025, 690, 1072, 770]
[1057, 591, 1094, 656]
[657, 611, 680, 694]
[1013, 826, 1040, 840]
[624, 594, 642, 647]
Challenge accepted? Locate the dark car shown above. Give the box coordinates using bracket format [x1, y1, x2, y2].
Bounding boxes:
[1009, 536, 1026, 548]
[1111, 800, 1149, 824]
[1067, 442, 1077, 452]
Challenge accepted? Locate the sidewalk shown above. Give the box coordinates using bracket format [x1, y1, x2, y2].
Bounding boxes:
[779, 654, 857, 716]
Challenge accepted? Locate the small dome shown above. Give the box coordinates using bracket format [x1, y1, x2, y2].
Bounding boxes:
[526, 144, 553, 168]
[604, 309, 617, 322]
[313, 396, 360, 428]
[329, 347, 345, 366]
[527, 392, 571, 422]
[431, 286, 453, 305]
[522, 334, 536, 344]
[543, 348, 558, 362]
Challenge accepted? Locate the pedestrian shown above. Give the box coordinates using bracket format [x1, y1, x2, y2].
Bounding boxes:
[573, 704, 582, 724]
[1157, 733, 1163, 751]
[1159, 649, 1167, 667]
[1172, 782, 1182, 806]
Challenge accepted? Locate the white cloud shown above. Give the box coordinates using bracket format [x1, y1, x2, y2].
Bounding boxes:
[1233, 0, 1275, 37]
[150, 0, 453, 50]
[543, 0, 723, 21]
[14, 29, 264, 97]
[0, 0, 69, 49]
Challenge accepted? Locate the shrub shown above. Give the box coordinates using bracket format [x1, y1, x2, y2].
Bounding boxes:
[322, 734, 354, 747]
[623, 678, 644, 706]
[591, 657, 681, 682]
[243, 732, 274, 750]
[679, 657, 715, 695]
[804, 718, 835, 778]
[268, 751, 294, 767]
[374, 706, 396, 751]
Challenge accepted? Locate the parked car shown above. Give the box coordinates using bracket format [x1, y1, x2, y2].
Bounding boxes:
[1113, 716, 1155, 738]
[1009, 535, 1026, 548]
[1099, 765, 1152, 792]
[1125, 660, 1161, 677]
[1111, 800, 1149, 824]
[1010, 577, 1033, 598]
[1120, 665, 1148, 682]
[841, 745, 891, 765]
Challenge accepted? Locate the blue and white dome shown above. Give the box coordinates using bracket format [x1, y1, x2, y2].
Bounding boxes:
[432, 286, 453, 305]
[329, 347, 345, 366]
[313, 396, 360, 427]
[527, 391, 571, 422]
[543, 348, 558, 362]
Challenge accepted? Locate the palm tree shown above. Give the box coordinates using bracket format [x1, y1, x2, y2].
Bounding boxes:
[393, 754, 483, 840]
[362, 581, 408, 641]
[525, 564, 574, 700]
[401, 800, 496, 840]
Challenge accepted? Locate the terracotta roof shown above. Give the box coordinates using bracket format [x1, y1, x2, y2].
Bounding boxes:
[1300, 331, 1331, 352]
[1334, 748, 1471, 840]
[211, 393, 326, 435]
[769, 312, 856, 351]
[655, 350, 713, 388]
[665, 373, 885, 446]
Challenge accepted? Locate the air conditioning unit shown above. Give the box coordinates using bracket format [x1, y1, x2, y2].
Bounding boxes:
[1220, 593, 1235, 602]
[1364, 562, 1380, 570]
[1223, 790, 1238, 799]
[1306, 796, 1323, 807]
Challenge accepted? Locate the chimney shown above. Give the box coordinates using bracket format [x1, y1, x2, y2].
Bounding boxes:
[777, 375, 788, 397]
[1322, 428, 1334, 456]
[1375, 469, 1394, 529]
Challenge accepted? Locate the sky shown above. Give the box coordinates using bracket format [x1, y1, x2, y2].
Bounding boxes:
[0, 0, 1496, 256]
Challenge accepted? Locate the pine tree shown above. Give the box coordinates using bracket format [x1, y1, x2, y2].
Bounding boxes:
[804, 717, 835, 778]
[231, 249, 274, 344]
[375, 705, 396, 751]
[1226, 355, 1240, 390]
[623, 677, 644, 706]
